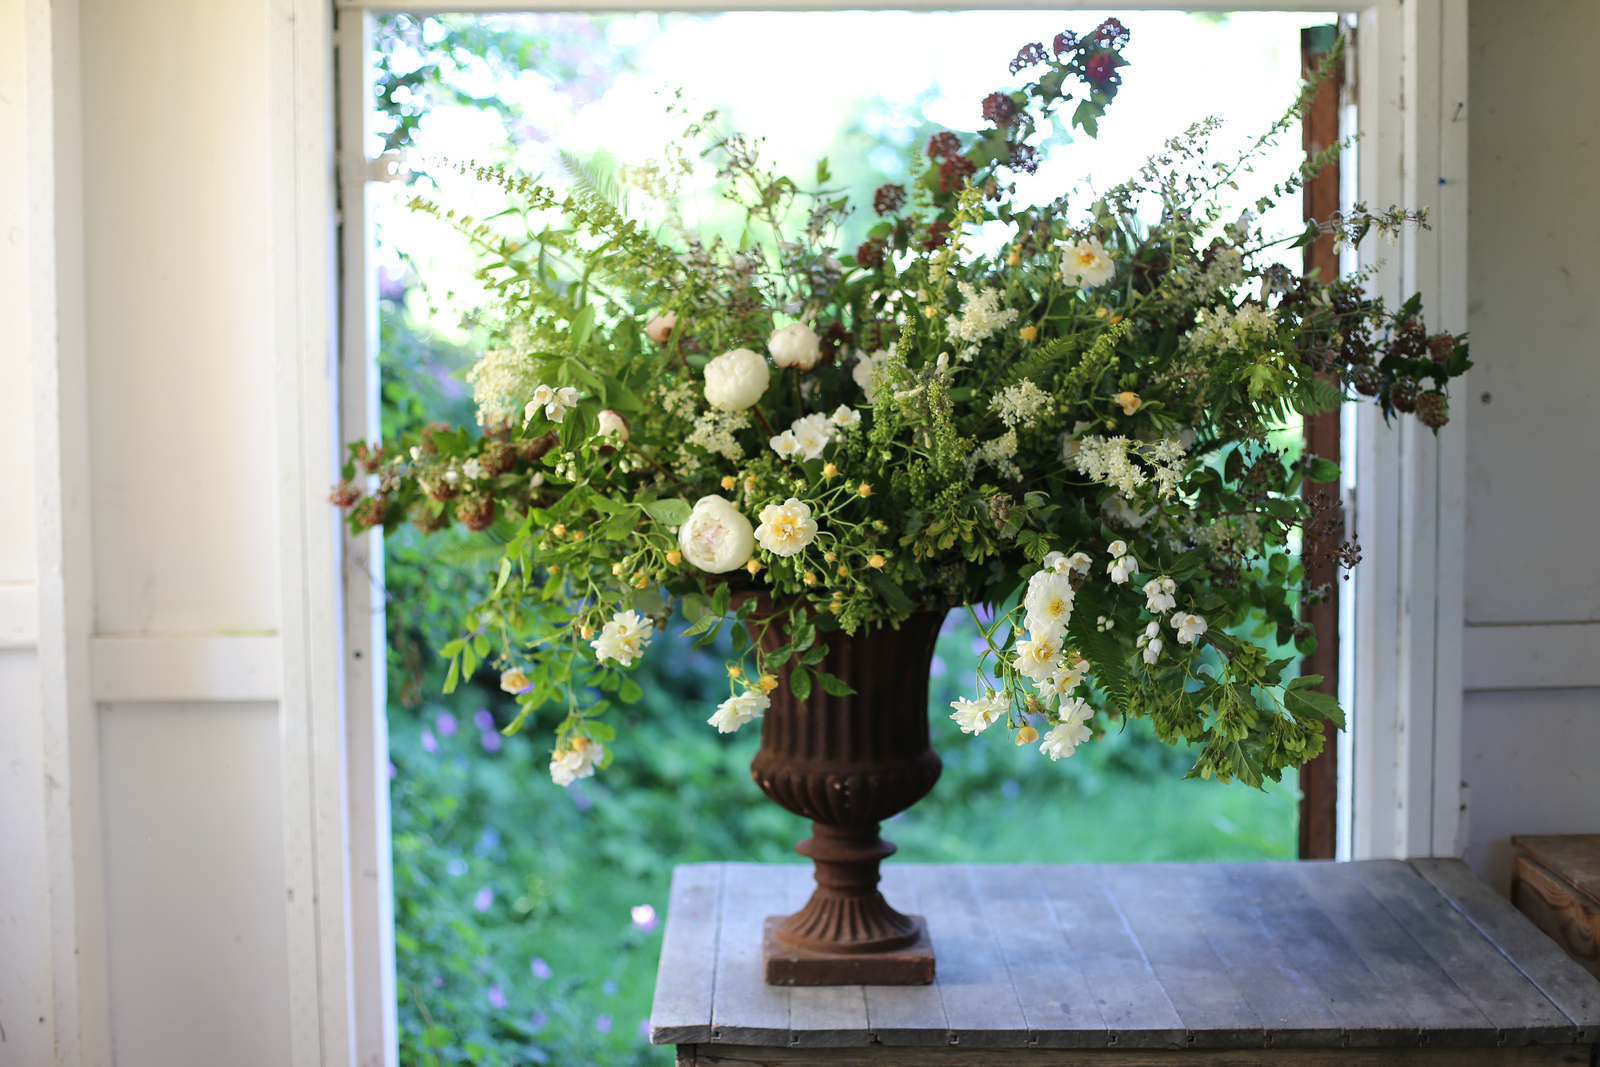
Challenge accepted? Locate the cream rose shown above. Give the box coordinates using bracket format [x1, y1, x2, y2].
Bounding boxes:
[703, 348, 771, 412]
[755, 498, 818, 557]
[677, 495, 756, 573]
[769, 323, 821, 370]
[596, 409, 630, 444]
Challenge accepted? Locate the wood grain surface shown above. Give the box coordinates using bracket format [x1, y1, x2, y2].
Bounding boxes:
[681, 1042, 1596, 1066]
[650, 860, 1600, 1053]
[1514, 854, 1600, 982]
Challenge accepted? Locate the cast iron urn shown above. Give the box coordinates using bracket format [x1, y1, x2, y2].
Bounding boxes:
[748, 609, 944, 985]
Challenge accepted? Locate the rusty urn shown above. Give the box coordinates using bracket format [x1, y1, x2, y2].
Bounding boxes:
[748, 609, 944, 985]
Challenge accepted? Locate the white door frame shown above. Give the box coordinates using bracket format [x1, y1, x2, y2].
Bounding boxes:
[325, 2, 1468, 1062]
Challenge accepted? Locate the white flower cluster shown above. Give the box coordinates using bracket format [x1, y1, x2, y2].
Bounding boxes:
[708, 690, 770, 733]
[524, 384, 580, 425]
[770, 405, 859, 462]
[682, 410, 750, 465]
[754, 498, 818, 557]
[853, 348, 893, 402]
[1040, 699, 1093, 760]
[991, 379, 1054, 430]
[465, 346, 541, 427]
[946, 282, 1019, 360]
[969, 429, 1021, 480]
[550, 737, 602, 787]
[1187, 303, 1277, 354]
[590, 609, 653, 667]
[1061, 237, 1116, 289]
[950, 692, 1006, 735]
[658, 381, 700, 420]
[1107, 539, 1136, 584]
[1072, 435, 1188, 500]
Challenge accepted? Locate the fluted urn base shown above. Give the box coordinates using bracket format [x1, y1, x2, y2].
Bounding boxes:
[746, 608, 946, 986]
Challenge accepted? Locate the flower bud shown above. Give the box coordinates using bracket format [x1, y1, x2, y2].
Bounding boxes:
[1116, 392, 1142, 416]
[857, 483, 873, 497]
[746, 559, 763, 575]
[666, 550, 683, 566]
[1016, 725, 1040, 745]
[868, 554, 886, 569]
[721, 475, 737, 491]
[822, 463, 838, 478]
[768, 322, 822, 371]
[1019, 325, 1037, 342]
[704, 348, 771, 412]
[596, 410, 630, 444]
[645, 311, 677, 344]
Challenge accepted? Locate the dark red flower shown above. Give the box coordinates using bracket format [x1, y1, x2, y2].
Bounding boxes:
[456, 496, 497, 532]
[938, 155, 977, 192]
[329, 481, 362, 509]
[1006, 142, 1039, 175]
[982, 92, 1020, 128]
[1010, 42, 1048, 74]
[926, 131, 963, 162]
[1084, 53, 1120, 85]
[855, 237, 887, 269]
[922, 220, 952, 251]
[872, 183, 907, 216]
[1091, 17, 1130, 49]
[1415, 391, 1450, 429]
[1428, 332, 1458, 363]
[1052, 30, 1078, 55]
[1388, 378, 1421, 413]
[352, 494, 391, 530]
[410, 502, 449, 533]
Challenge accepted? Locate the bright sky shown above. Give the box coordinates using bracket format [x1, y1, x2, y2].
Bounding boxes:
[375, 10, 1337, 343]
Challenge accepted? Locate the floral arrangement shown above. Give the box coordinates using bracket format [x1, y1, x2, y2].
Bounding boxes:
[336, 21, 1468, 791]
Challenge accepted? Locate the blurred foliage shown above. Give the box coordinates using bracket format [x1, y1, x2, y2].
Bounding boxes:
[374, 16, 1298, 1065]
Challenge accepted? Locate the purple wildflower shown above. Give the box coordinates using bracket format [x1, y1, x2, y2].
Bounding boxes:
[435, 711, 457, 737]
[474, 886, 493, 912]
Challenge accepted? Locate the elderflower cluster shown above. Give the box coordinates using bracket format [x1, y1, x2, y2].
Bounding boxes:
[1072, 435, 1188, 500]
[657, 381, 700, 420]
[682, 410, 750, 465]
[969, 429, 1021, 479]
[1186, 303, 1278, 354]
[991, 379, 1054, 429]
[946, 282, 1019, 360]
[465, 346, 541, 427]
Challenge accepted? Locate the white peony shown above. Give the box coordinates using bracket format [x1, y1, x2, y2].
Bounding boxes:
[1023, 570, 1076, 641]
[549, 737, 603, 786]
[789, 413, 832, 460]
[1040, 700, 1094, 760]
[704, 348, 771, 412]
[950, 692, 1007, 735]
[590, 609, 653, 666]
[1173, 611, 1209, 645]
[645, 311, 677, 344]
[1143, 576, 1177, 614]
[768, 323, 822, 370]
[1064, 236, 1116, 288]
[1013, 634, 1061, 683]
[677, 495, 756, 573]
[708, 691, 769, 733]
[852, 348, 892, 402]
[596, 409, 630, 444]
[755, 498, 819, 557]
[830, 404, 861, 429]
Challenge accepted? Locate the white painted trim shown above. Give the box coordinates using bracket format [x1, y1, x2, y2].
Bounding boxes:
[89, 636, 282, 702]
[269, 0, 357, 1062]
[1463, 622, 1600, 691]
[337, 8, 402, 1064]
[0, 582, 40, 648]
[1347, 0, 1468, 861]
[339, 0, 1347, 10]
[24, 0, 115, 1059]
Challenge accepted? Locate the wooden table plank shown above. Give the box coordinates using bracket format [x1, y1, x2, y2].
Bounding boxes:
[712, 862, 794, 1045]
[786, 868, 875, 1047]
[651, 862, 725, 1044]
[1037, 863, 1186, 1048]
[1413, 857, 1600, 1041]
[1350, 860, 1575, 1044]
[864, 862, 949, 1046]
[966, 864, 1108, 1048]
[1291, 860, 1497, 1044]
[919, 864, 1030, 1047]
[1223, 862, 1421, 1045]
[689, 1043, 1599, 1066]
[1514, 837, 1600, 908]
[1168, 863, 1344, 1048]
[1102, 863, 1264, 1047]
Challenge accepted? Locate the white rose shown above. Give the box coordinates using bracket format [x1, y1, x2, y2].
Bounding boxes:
[646, 311, 677, 344]
[549, 737, 602, 787]
[950, 693, 1006, 735]
[755, 498, 818, 557]
[1023, 570, 1075, 641]
[704, 348, 771, 412]
[789, 413, 832, 460]
[677, 495, 756, 573]
[769, 323, 821, 370]
[596, 410, 630, 444]
[1064, 236, 1116, 288]
[1013, 634, 1061, 683]
[708, 691, 769, 733]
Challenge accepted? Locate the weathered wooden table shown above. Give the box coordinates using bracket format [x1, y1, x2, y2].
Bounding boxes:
[650, 861, 1600, 1066]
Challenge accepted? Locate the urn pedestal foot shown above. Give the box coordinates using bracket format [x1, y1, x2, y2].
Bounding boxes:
[762, 914, 934, 986]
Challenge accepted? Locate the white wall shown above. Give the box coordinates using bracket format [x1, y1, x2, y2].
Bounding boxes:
[1461, 0, 1600, 892]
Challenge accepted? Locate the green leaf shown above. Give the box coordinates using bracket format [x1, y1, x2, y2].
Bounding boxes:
[619, 677, 643, 703]
[442, 657, 461, 693]
[493, 557, 512, 596]
[585, 720, 617, 742]
[791, 619, 816, 653]
[569, 304, 597, 349]
[800, 644, 828, 666]
[1305, 456, 1341, 484]
[642, 498, 693, 526]
[816, 671, 855, 697]
[790, 667, 812, 701]
[766, 643, 794, 669]
[711, 582, 731, 617]
[682, 614, 719, 637]
[867, 572, 915, 615]
[472, 632, 490, 656]
[731, 624, 748, 653]
[461, 645, 478, 679]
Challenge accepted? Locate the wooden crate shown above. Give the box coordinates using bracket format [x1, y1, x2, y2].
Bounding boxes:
[1514, 836, 1600, 980]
